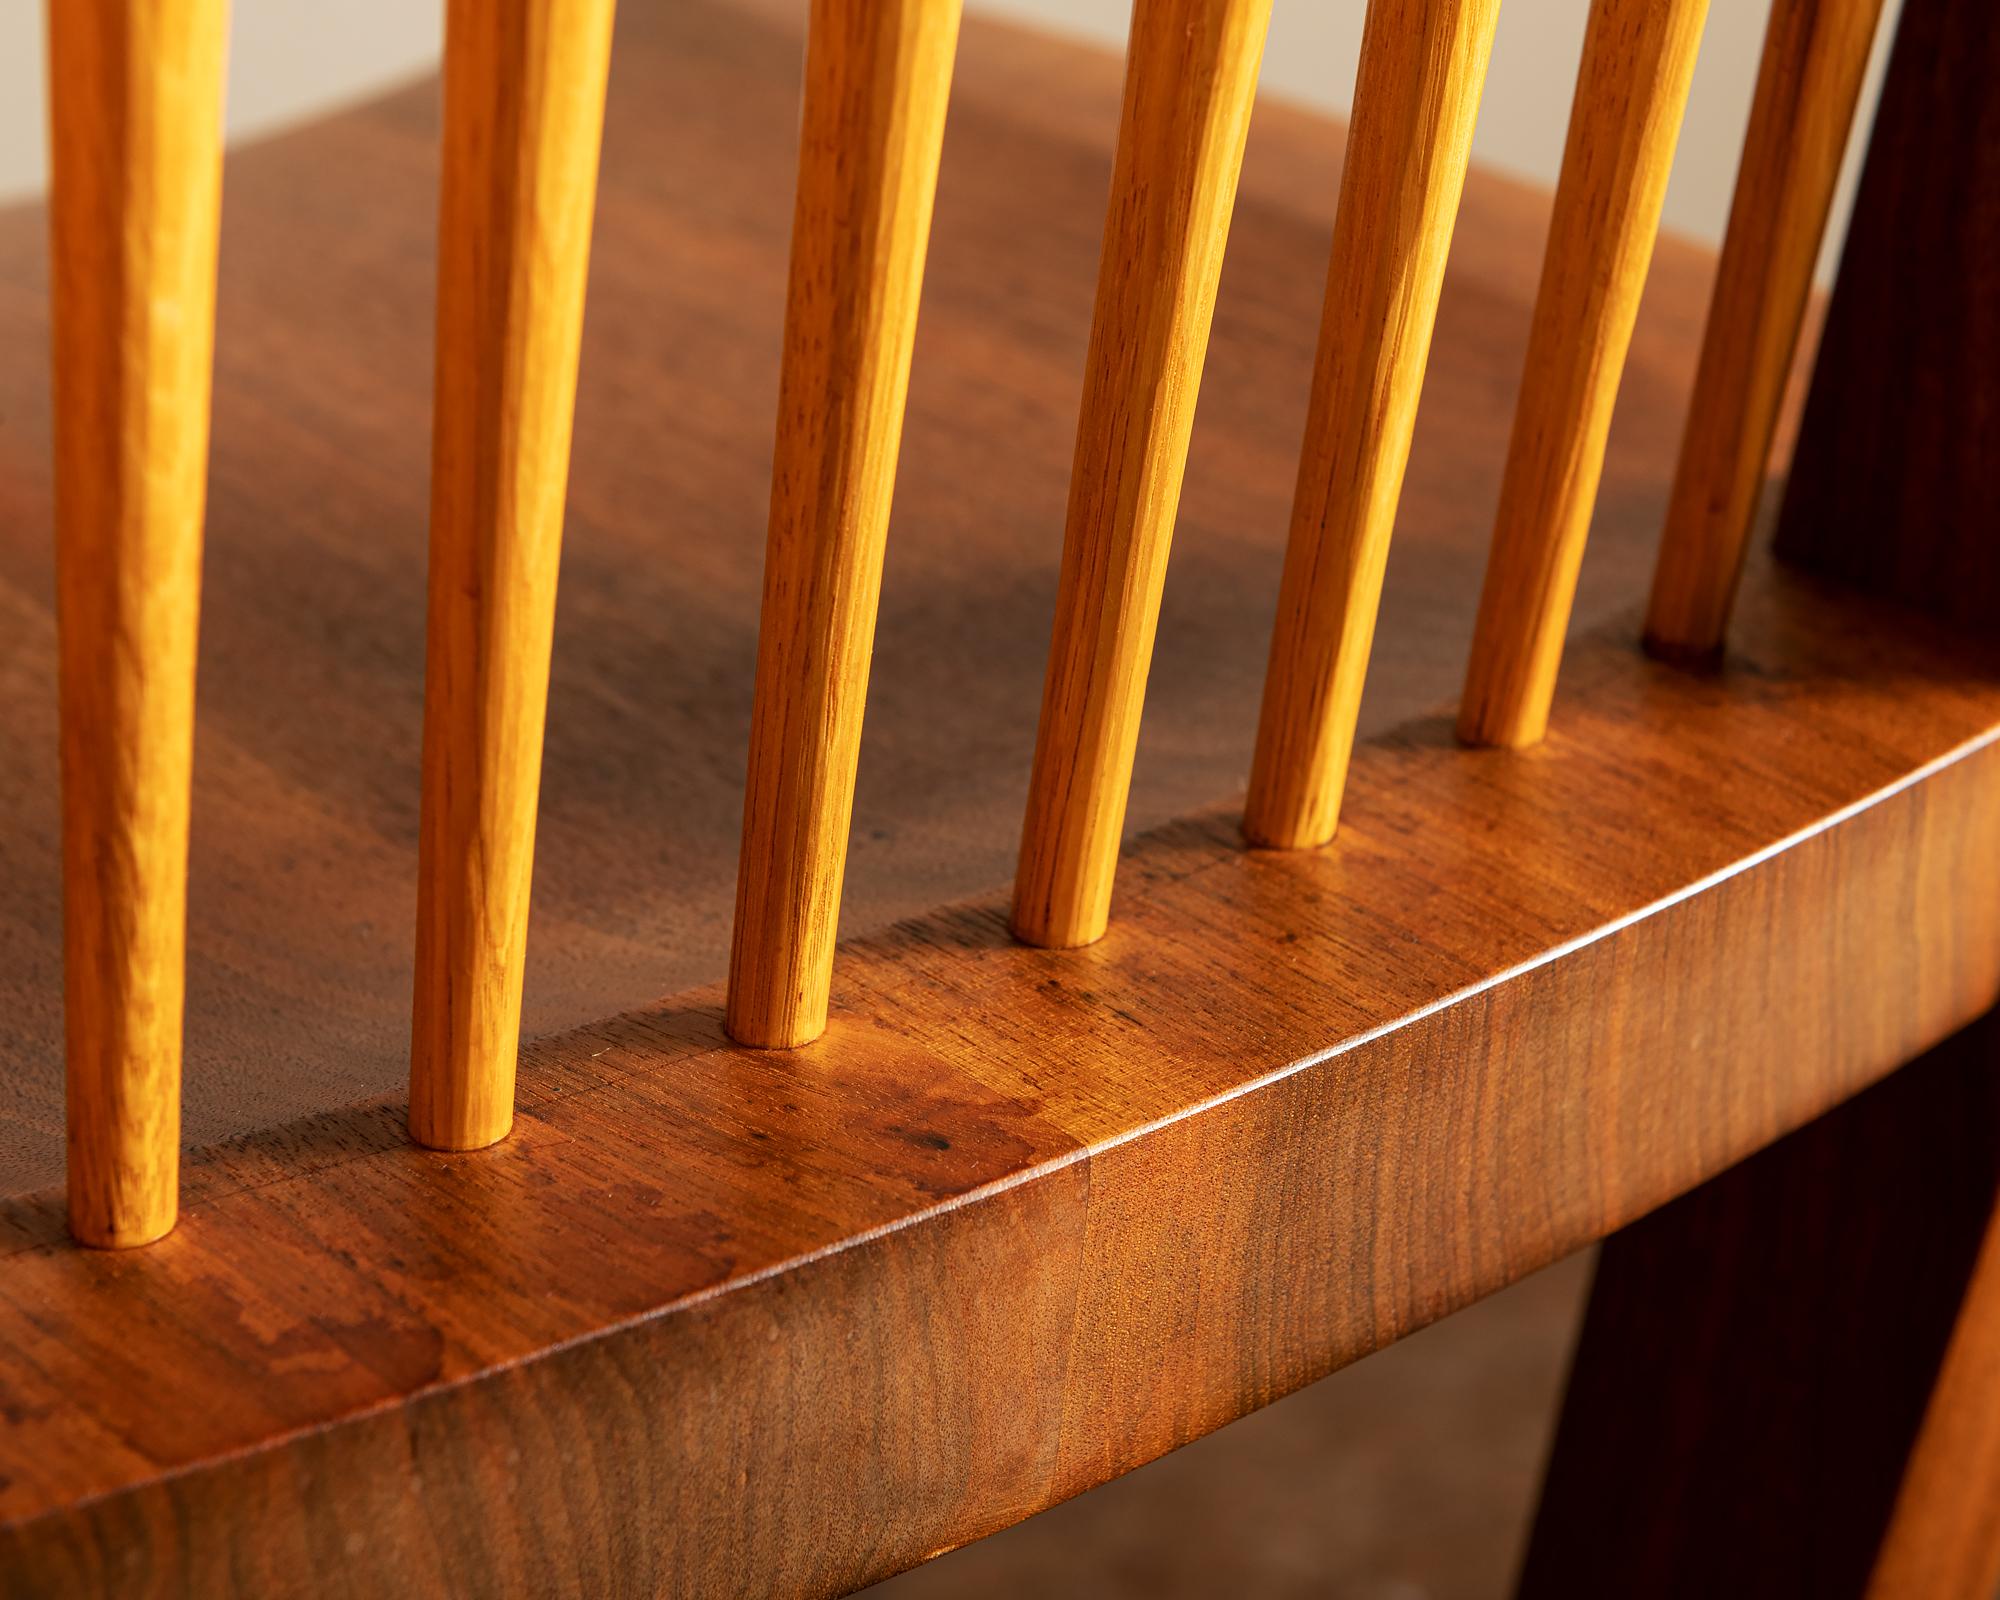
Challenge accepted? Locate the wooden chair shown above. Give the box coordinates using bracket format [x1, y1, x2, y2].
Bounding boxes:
[3, 0, 1996, 1592]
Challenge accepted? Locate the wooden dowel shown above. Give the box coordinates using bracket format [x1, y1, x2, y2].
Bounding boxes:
[411, 0, 617, 1148]
[1644, 0, 1886, 663]
[725, 0, 963, 1050]
[48, 0, 228, 1249]
[1457, 0, 1710, 748]
[1244, 0, 1501, 850]
[1011, 0, 1272, 947]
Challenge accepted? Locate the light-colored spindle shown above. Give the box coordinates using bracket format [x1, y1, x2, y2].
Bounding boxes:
[725, 0, 963, 1050]
[1244, 0, 1501, 850]
[49, 0, 228, 1249]
[1011, 0, 1272, 948]
[411, 0, 617, 1148]
[1458, 0, 1710, 748]
[1644, 0, 1885, 663]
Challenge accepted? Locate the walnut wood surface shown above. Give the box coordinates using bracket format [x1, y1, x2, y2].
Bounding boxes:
[46, 0, 229, 1247]
[18, 6, 1997, 1582]
[1244, 0, 1500, 849]
[1776, 0, 2000, 627]
[412, 0, 618, 1151]
[2, 554, 1998, 1594]
[1457, 0, 1710, 748]
[1643, 0, 1884, 663]
[1521, 1013, 2000, 1599]
[0, 0, 1732, 1196]
[727, 0, 963, 1050]
[1012, 0, 1271, 949]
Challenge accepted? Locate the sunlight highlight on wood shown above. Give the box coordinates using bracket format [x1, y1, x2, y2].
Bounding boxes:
[411, 0, 617, 1148]
[1012, 0, 1272, 945]
[1644, 0, 1886, 663]
[48, 0, 228, 1249]
[1244, 0, 1501, 850]
[1458, 0, 1710, 747]
[725, 0, 963, 1049]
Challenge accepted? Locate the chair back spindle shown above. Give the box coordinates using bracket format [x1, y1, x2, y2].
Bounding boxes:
[1245, 0, 1502, 850]
[411, 0, 619, 1150]
[726, 0, 963, 1049]
[48, 0, 228, 1249]
[1644, 0, 1886, 662]
[1457, 0, 1710, 748]
[19, 1, 2000, 1586]
[33, 0, 1921, 1270]
[1012, 0, 1272, 948]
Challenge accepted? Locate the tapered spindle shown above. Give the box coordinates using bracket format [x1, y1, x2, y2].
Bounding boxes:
[1244, 0, 1501, 850]
[1012, 0, 1272, 947]
[48, 0, 227, 1249]
[1458, 0, 1710, 747]
[725, 0, 963, 1049]
[411, 0, 617, 1147]
[1644, 0, 1886, 663]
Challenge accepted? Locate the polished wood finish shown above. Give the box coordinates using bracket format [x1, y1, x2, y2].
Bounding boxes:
[1644, 0, 1884, 663]
[412, 0, 618, 1149]
[46, 0, 229, 1247]
[1244, 0, 1500, 849]
[1012, 0, 1272, 946]
[1458, 0, 1709, 746]
[2, 564, 1998, 1595]
[1776, 0, 2000, 628]
[1520, 1013, 2000, 1599]
[0, 0, 1729, 1195]
[8, 5, 1998, 1588]
[727, 0, 963, 1048]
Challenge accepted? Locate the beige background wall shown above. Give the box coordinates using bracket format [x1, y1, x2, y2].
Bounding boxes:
[987, 0, 1902, 278]
[0, 0, 1900, 277]
[0, 0, 443, 201]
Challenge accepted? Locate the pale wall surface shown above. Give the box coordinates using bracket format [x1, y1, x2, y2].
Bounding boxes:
[980, 0, 1904, 280]
[1, 0, 1902, 276]
[0, 0, 442, 201]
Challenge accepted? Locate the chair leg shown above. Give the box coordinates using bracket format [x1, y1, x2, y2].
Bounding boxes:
[1517, 1011, 2000, 1599]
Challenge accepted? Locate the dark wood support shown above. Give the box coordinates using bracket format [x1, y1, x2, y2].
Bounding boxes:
[1775, 0, 2000, 623]
[1527, 3, 2000, 1585]
[1519, 1012, 2000, 1599]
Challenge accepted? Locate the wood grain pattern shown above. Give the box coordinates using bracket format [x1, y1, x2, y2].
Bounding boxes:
[1012, 0, 1272, 946]
[3, 562, 1999, 1595]
[411, 0, 618, 1148]
[1243, 0, 1500, 849]
[1457, 0, 1709, 747]
[46, 0, 228, 1247]
[0, 0, 1733, 1193]
[1520, 1014, 2000, 1599]
[12, 14, 1992, 1584]
[1776, 0, 2000, 628]
[1643, 0, 1884, 663]
[726, 0, 963, 1048]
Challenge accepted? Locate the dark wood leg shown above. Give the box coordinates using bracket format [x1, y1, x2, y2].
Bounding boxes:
[1544, 2, 2000, 1584]
[1775, 0, 2000, 623]
[1517, 1011, 2000, 1598]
